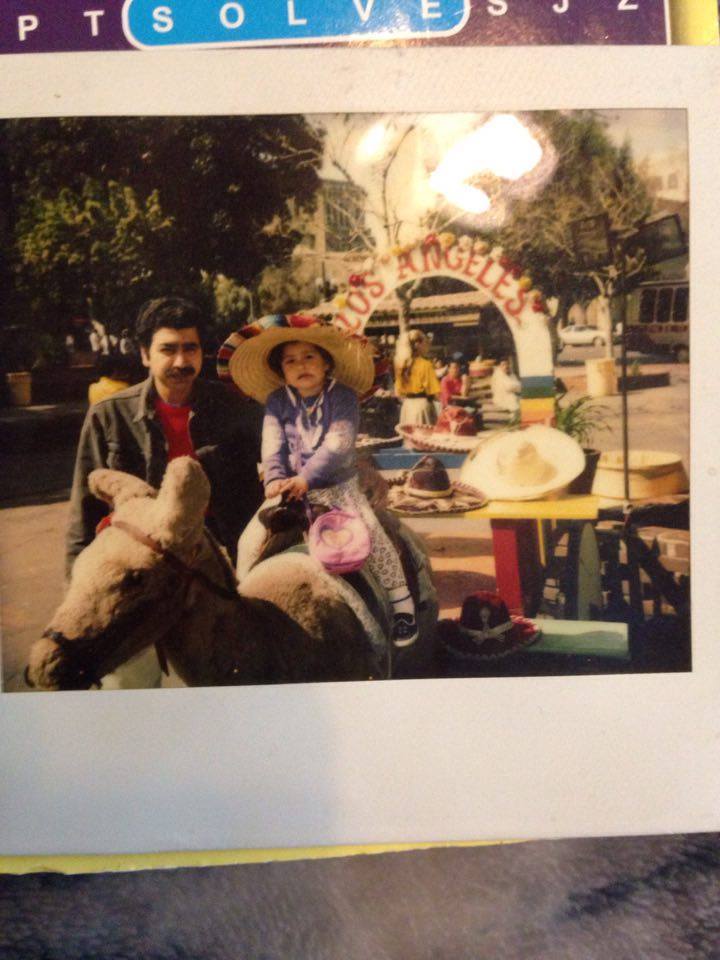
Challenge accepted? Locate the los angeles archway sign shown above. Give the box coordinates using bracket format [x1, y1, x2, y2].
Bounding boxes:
[330, 232, 556, 424]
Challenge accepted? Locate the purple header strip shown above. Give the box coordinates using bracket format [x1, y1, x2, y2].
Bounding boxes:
[0, 0, 668, 55]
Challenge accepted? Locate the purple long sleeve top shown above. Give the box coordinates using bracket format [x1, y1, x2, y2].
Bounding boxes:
[262, 380, 359, 491]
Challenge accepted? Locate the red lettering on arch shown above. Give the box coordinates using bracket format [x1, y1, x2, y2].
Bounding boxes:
[421, 243, 443, 273]
[504, 290, 527, 319]
[335, 313, 362, 333]
[397, 251, 419, 282]
[443, 245, 464, 272]
[491, 270, 513, 301]
[462, 251, 484, 279]
[346, 290, 371, 315]
[365, 276, 386, 299]
[475, 257, 499, 290]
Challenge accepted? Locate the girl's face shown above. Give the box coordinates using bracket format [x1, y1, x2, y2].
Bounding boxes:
[280, 341, 331, 397]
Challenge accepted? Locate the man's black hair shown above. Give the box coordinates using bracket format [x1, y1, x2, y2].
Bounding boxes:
[267, 340, 335, 379]
[135, 297, 205, 350]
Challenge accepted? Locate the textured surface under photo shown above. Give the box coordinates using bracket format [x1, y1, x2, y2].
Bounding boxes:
[2, 834, 720, 959]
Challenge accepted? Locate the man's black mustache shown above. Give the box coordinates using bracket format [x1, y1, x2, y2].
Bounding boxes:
[167, 368, 196, 377]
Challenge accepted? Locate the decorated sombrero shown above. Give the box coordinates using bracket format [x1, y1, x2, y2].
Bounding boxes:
[397, 425, 484, 455]
[398, 405, 484, 454]
[437, 591, 541, 662]
[386, 455, 488, 515]
[456, 425, 585, 502]
[218, 314, 375, 404]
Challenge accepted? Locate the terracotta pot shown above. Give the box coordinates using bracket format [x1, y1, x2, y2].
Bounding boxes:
[5, 371, 32, 406]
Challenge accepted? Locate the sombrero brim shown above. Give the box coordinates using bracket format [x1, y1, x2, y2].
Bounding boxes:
[397, 425, 484, 454]
[458, 426, 585, 501]
[438, 616, 541, 662]
[228, 325, 375, 403]
[355, 434, 403, 451]
[386, 483, 487, 515]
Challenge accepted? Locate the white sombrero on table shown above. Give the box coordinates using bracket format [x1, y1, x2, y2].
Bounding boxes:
[456, 425, 585, 501]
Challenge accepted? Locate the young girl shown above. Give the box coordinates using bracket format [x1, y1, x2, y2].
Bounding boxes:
[395, 329, 440, 426]
[230, 322, 418, 647]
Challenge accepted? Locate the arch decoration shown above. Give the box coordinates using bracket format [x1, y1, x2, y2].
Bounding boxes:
[329, 233, 557, 425]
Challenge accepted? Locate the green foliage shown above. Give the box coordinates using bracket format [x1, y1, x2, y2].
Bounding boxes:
[15, 180, 173, 331]
[209, 273, 253, 335]
[1, 115, 323, 337]
[493, 111, 654, 308]
[257, 256, 321, 314]
[554, 394, 610, 448]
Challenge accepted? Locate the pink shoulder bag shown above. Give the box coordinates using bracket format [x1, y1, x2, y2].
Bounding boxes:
[307, 508, 371, 575]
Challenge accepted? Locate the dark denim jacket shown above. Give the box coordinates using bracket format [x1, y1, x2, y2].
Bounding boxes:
[66, 376, 263, 574]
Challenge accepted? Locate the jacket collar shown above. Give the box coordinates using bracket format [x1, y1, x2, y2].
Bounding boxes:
[133, 375, 212, 423]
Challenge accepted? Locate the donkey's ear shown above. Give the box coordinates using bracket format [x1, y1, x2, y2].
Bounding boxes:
[89, 469, 157, 507]
[154, 457, 211, 546]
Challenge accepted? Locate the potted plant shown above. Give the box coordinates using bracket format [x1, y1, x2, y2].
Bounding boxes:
[1, 326, 36, 407]
[554, 394, 610, 494]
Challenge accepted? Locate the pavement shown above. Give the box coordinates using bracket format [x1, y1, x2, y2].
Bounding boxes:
[0, 357, 690, 692]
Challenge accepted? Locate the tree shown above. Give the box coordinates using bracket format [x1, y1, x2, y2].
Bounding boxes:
[257, 256, 321, 315]
[1, 115, 323, 338]
[494, 111, 654, 327]
[15, 180, 173, 332]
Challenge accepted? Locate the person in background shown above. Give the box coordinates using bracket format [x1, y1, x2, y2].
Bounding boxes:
[440, 360, 467, 408]
[490, 357, 521, 413]
[87, 355, 133, 406]
[119, 328, 135, 356]
[433, 355, 449, 380]
[394, 329, 440, 426]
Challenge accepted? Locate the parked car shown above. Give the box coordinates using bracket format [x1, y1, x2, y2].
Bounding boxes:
[557, 324, 607, 349]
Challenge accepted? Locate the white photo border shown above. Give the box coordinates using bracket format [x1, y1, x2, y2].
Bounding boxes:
[0, 46, 718, 855]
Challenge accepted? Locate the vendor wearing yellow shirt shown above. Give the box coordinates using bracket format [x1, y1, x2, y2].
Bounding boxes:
[395, 329, 440, 426]
[88, 355, 133, 406]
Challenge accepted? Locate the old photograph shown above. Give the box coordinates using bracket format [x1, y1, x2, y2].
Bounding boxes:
[0, 108, 690, 692]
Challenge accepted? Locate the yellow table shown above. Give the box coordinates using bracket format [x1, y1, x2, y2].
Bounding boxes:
[459, 495, 600, 615]
[464, 494, 600, 522]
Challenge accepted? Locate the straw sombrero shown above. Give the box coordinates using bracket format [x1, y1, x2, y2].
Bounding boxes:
[226, 316, 375, 403]
[457, 425, 585, 501]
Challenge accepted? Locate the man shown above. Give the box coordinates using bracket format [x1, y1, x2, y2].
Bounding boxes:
[66, 297, 263, 576]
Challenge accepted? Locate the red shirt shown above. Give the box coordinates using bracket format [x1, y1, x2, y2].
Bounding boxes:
[154, 398, 196, 461]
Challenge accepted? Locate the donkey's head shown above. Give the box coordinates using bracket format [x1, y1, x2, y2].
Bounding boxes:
[26, 457, 211, 691]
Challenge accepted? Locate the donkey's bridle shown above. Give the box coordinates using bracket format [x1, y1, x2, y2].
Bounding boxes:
[29, 519, 241, 689]
[110, 519, 240, 602]
[109, 518, 242, 677]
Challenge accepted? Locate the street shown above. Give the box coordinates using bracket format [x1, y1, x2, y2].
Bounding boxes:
[0, 358, 689, 692]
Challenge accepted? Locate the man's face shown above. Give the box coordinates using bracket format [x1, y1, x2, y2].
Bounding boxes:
[141, 327, 202, 391]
